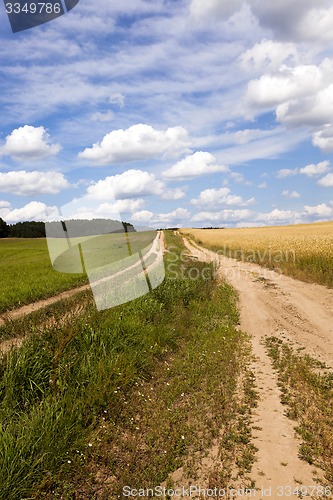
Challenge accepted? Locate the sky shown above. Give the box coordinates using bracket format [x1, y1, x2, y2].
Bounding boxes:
[0, 0, 333, 229]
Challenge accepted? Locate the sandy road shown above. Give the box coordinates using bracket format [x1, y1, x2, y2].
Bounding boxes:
[182, 236, 332, 495]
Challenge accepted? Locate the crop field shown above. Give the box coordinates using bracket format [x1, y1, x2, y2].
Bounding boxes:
[0, 239, 88, 314]
[181, 221, 333, 287]
[0, 232, 156, 314]
[0, 231, 257, 498]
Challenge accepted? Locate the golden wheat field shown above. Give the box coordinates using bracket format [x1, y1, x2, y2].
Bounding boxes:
[181, 221, 333, 287]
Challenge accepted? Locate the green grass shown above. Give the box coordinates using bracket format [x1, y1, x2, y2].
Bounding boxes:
[0, 239, 88, 313]
[0, 231, 256, 499]
[265, 337, 333, 485]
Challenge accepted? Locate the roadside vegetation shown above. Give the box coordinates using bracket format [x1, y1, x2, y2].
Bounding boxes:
[265, 337, 333, 485]
[181, 221, 333, 287]
[0, 231, 256, 499]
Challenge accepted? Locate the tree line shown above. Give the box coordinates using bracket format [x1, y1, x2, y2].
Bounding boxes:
[0, 218, 135, 238]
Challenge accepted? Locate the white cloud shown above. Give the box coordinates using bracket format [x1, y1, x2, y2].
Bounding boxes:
[299, 160, 330, 177]
[131, 207, 190, 226]
[250, 0, 332, 42]
[298, 5, 333, 42]
[162, 152, 229, 180]
[189, 0, 244, 20]
[276, 168, 297, 178]
[317, 173, 333, 187]
[0, 171, 70, 196]
[247, 64, 323, 108]
[312, 126, 333, 152]
[258, 182, 267, 188]
[276, 83, 333, 126]
[90, 111, 114, 122]
[86, 170, 164, 200]
[161, 187, 186, 200]
[240, 39, 298, 71]
[64, 199, 145, 220]
[108, 199, 145, 213]
[190, 187, 254, 207]
[191, 209, 252, 223]
[303, 203, 333, 217]
[78, 124, 191, 165]
[0, 126, 61, 161]
[276, 161, 330, 179]
[4, 201, 57, 223]
[230, 172, 252, 185]
[282, 190, 300, 199]
[109, 93, 125, 108]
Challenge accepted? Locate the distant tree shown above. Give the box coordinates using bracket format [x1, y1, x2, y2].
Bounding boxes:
[8, 221, 46, 238]
[0, 217, 9, 238]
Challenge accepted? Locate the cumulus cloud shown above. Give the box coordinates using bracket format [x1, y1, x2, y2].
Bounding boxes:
[299, 161, 330, 177]
[59, 199, 146, 220]
[131, 207, 190, 226]
[4, 201, 57, 223]
[161, 187, 186, 200]
[303, 203, 333, 217]
[282, 190, 300, 199]
[86, 170, 164, 200]
[192, 209, 252, 223]
[191, 203, 333, 226]
[0, 171, 70, 196]
[317, 173, 333, 187]
[276, 161, 331, 178]
[190, 187, 254, 207]
[276, 168, 297, 178]
[247, 64, 323, 108]
[162, 152, 229, 180]
[247, 58, 333, 128]
[312, 126, 333, 152]
[240, 39, 298, 71]
[78, 124, 191, 165]
[250, 0, 332, 42]
[0, 126, 61, 161]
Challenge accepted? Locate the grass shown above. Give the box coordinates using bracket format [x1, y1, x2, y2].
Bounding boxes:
[181, 221, 333, 287]
[0, 239, 88, 313]
[0, 231, 256, 498]
[265, 336, 333, 485]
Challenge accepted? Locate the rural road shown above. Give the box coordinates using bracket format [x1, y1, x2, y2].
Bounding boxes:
[182, 235, 332, 496]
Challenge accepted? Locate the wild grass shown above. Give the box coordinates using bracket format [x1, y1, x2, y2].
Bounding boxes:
[181, 221, 333, 287]
[0, 239, 87, 313]
[265, 337, 333, 485]
[0, 231, 256, 498]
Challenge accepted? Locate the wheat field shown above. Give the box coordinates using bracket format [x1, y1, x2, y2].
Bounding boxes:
[181, 221, 333, 287]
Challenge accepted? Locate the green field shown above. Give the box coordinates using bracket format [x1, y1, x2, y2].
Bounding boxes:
[0, 232, 256, 498]
[0, 239, 88, 314]
[0, 232, 156, 314]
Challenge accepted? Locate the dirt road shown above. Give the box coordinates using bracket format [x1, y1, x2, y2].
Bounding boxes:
[182, 236, 332, 495]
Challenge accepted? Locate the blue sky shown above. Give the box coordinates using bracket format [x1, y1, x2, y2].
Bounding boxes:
[1, 0, 333, 228]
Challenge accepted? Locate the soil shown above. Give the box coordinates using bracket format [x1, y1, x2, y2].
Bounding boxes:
[179, 236, 332, 496]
